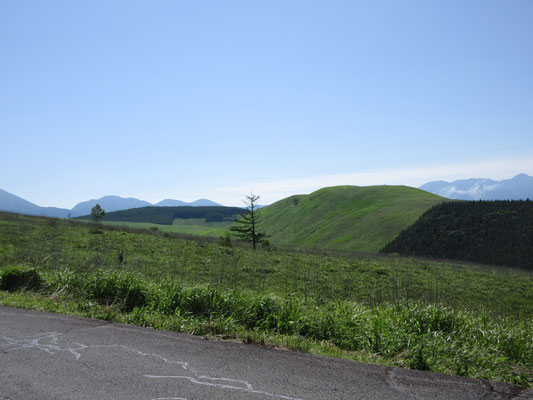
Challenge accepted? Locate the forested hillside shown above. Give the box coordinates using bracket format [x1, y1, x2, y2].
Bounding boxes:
[76, 206, 243, 225]
[381, 200, 533, 269]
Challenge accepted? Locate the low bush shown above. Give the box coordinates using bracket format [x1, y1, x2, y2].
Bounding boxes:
[47, 269, 148, 311]
[0, 266, 43, 292]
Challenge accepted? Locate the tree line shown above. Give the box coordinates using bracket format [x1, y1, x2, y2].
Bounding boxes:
[79, 206, 244, 225]
[381, 200, 533, 270]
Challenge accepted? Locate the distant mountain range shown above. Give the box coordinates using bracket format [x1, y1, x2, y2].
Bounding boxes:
[154, 199, 221, 208]
[0, 190, 222, 218]
[420, 173, 533, 200]
[3, 172, 532, 220]
[0, 188, 71, 219]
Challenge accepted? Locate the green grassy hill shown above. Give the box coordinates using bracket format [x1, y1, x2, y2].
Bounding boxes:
[381, 200, 533, 269]
[259, 185, 447, 252]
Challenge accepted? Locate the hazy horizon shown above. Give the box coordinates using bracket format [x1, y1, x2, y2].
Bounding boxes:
[2, 169, 532, 210]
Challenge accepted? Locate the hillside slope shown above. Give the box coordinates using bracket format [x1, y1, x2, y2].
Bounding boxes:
[259, 185, 447, 253]
[0, 188, 70, 218]
[381, 200, 533, 270]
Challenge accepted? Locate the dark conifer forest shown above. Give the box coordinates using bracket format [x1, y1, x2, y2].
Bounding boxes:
[76, 206, 243, 225]
[381, 200, 533, 270]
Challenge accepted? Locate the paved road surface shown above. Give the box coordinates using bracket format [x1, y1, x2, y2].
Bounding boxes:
[1, 306, 531, 400]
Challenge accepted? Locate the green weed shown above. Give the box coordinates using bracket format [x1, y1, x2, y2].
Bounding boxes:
[0, 266, 43, 292]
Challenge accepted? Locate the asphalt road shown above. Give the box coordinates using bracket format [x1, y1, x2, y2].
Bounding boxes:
[1, 306, 531, 400]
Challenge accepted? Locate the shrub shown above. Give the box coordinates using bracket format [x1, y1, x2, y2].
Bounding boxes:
[218, 233, 233, 248]
[0, 267, 43, 292]
[82, 270, 148, 311]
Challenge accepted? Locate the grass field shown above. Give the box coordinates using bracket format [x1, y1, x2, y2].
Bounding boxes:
[0, 212, 532, 387]
[99, 218, 230, 237]
[259, 185, 448, 252]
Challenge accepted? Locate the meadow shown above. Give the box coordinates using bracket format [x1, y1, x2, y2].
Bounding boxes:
[0, 212, 532, 387]
[100, 218, 229, 237]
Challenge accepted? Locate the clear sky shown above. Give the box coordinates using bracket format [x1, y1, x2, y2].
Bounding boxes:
[1, 0, 533, 208]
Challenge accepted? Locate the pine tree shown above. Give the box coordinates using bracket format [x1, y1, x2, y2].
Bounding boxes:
[229, 193, 265, 250]
[91, 203, 106, 224]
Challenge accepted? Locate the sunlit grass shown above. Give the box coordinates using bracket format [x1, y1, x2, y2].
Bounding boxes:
[0, 212, 532, 387]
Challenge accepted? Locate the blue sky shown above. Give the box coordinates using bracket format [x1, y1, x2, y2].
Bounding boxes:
[1, 0, 533, 208]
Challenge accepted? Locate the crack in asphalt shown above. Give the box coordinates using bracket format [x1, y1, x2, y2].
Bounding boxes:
[0, 331, 305, 400]
[63, 321, 114, 333]
[482, 380, 531, 400]
[145, 375, 304, 400]
[384, 366, 419, 399]
[384, 366, 532, 400]
[151, 398, 187, 400]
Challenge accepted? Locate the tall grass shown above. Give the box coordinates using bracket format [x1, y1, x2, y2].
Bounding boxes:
[0, 213, 531, 319]
[1, 266, 531, 387]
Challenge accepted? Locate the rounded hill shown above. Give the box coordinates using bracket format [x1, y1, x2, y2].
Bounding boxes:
[259, 185, 447, 253]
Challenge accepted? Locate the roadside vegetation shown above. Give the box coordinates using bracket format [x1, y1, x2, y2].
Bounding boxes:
[0, 212, 532, 387]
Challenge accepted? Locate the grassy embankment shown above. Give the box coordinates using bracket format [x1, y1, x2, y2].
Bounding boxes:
[0, 212, 532, 387]
[259, 185, 448, 252]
